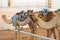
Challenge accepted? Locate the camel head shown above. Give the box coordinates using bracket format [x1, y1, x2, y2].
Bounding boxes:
[29, 12, 40, 22]
[2, 14, 12, 24]
[27, 10, 33, 15]
[2, 15, 6, 19]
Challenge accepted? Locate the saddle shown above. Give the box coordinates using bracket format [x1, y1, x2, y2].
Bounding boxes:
[38, 9, 50, 18]
[38, 11, 44, 18]
[17, 11, 28, 21]
[42, 8, 49, 15]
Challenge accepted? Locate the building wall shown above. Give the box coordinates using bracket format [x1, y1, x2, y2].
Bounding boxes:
[0, 0, 48, 9]
[52, 0, 60, 10]
[0, 0, 8, 7]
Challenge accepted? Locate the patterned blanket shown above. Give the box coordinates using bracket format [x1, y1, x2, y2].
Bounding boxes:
[12, 10, 28, 26]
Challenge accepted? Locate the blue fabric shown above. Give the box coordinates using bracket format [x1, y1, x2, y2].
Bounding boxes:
[42, 8, 49, 15]
[42, 8, 49, 13]
[12, 14, 18, 26]
[20, 12, 28, 21]
[12, 11, 28, 26]
[21, 13, 25, 21]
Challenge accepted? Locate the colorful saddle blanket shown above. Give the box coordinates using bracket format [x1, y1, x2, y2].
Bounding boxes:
[12, 11, 28, 26]
[17, 11, 28, 21]
[38, 8, 49, 17]
[12, 14, 18, 26]
[42, 8, 49, 15]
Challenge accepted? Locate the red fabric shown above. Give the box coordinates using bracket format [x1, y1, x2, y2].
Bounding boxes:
[17, 12, 21, 15]
[38, 11, 42, 13]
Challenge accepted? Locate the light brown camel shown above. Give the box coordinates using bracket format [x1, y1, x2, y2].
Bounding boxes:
[26, 10, 57, 39]
[2, 10, 37, 40]
[29, 11, 60, 40]
[41, 12, 57, 39]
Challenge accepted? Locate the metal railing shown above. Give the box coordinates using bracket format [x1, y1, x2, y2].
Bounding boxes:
[0, 27, 55, 40]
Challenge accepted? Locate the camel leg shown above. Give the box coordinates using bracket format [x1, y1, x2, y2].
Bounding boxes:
[52, 31, 56, 39]
[15, 25, 20, 40]
[17, 25, 21, 40]
[52, 28, 56, 39]
[56, 27, 60, 40]
[30, 26, 37, 40]
[47, 29, 54, 38]
[28, 21, 37, 40]
[29, 25, 35, 40]
[47, 29, 51, 37]
[47, 28, 56, 39]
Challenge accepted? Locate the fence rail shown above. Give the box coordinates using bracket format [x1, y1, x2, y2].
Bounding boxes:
[0, 26, 55, 40]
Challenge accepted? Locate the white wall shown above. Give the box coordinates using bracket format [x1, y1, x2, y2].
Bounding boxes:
[14, 0, 48, 10]
[52, 0, 60, 10]
[14, 0, 60, 10]
[0, 0, 8, 7]
[0, 0, 60, 10]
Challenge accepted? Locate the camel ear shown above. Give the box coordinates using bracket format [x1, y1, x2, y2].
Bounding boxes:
[27, 10, 33, 13]
[58, 9, 60, 11]
[31, 10, 33, 13]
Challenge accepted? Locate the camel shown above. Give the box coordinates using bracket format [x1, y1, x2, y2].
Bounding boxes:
[30, 11, 60, 29]
[2, 10, 37, 40]
[29, 11, 60, 40]
[24, 10, 59, 39]
[40, 11, 58, 39]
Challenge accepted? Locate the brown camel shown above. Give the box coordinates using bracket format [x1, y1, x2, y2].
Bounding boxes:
[2, 10, 37, 40]
[42, 12, 57, 39]
[29, 11, 60, 40]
